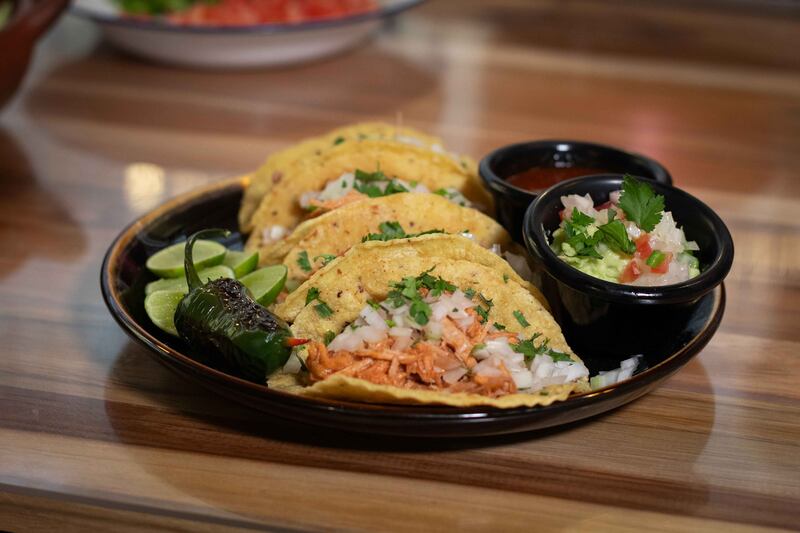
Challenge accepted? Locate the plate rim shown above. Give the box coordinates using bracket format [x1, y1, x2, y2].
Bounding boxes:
[100, 178, 725, 428]
[71, 0, 424, 35]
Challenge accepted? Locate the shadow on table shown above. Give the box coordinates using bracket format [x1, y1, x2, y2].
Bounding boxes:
[0, 127, 87, 280]
[103, 339, 716, 520]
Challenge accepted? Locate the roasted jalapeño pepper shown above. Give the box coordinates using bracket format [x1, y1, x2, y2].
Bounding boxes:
[174, 229, 306, 383]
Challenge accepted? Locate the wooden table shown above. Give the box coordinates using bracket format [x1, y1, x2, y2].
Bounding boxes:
[1, 2, 799, 531]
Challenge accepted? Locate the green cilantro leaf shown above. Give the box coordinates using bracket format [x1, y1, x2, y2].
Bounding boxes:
[323, 330, 336, 344]
[597, 219, 636, 255]
[618, 175, 664, 232]
[493, 322, 506, 330]
[314, 253, 337, 266]
[513, 310, 530, 328]
[549, 351, 572, 362]
[297, 250, 312, 272]
[305, 287, 320, 305]
[333, 136, 345, 145]
[383, 179, 409, 195]
[409, 298, 431, 325]
[512, 333, 573, 364]
[314, 301, 333, 318]
[354, 168, 387, 183]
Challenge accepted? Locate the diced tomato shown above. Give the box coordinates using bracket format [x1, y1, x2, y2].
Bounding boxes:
[168, 0, 377, 26]
[619, 260, 642, 283]
[635, 233, 652, 258]
[596, 200, 614, 211]
[559, 209, 566, 221]
[650, 252, 672, 274]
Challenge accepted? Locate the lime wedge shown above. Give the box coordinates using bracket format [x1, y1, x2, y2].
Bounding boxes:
[223, 250, 259, 278]
[145, 265, 235, 296]
[144, 290, 185, 336]
[240, 265, 287, 306]
[146, 239, 226, 278]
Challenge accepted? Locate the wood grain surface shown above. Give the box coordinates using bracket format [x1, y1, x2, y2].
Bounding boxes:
[1, 1, 799, 531]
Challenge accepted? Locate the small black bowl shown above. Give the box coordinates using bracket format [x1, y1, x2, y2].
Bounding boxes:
[523, 174, 733, 368]
[479, 140, 672, 242]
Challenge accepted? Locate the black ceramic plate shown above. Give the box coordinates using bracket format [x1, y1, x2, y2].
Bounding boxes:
[101, 178, 725, 437]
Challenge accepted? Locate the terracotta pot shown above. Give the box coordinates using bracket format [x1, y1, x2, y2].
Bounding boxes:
[0, 0, 69, 111]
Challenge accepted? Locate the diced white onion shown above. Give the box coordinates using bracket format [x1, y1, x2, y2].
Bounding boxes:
[443, 367, 468, 384]
[283, 354, 302, 373]
[360, 306, 388, 330]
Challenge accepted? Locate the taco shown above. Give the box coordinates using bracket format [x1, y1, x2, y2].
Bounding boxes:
[239, 122, 444, 232]
[258, 192, 514, 285]
[270, 235, 587, 408]
[244, 138, 489, 255]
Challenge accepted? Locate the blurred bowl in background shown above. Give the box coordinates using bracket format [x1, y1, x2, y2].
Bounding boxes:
[0, 0, 69, 111]
[70, 0, 424, 68]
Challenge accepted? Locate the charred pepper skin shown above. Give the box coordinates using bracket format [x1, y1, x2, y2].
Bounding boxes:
[173, 229, 293, 383]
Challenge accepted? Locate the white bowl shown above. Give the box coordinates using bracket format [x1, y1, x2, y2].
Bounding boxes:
[71, 0, 423, 68]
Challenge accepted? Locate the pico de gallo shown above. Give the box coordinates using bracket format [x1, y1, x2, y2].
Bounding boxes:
[550, 175, 701, 286]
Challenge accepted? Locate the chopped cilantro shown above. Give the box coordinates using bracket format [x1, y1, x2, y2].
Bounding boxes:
[598, 219, 636, 255]
[513, 310, 530, 328]
[549, 351, 572, 362]
[314, 301, 333, 318]
[333, 136, 345, 145]
[618, 174, 664, 232]
[383, 179, 409, 195]
[562, 208, 603, 259]
[502, 273, 509, 283]
[472, 343, 486, 353]
[305, 286, 333, 317]
[475, 306, 489, 323]
[314, 253, 337, 266]
[354, 168, 386, 183]
[297, 250, 312, 272]
[463, 288, 476, 299]
[367, 299, 381, 309]
[409, 298, 431, 325]
[512, 333, 572, 363]
[323, 330, 336, 344]
[493, 322, 506, 331]
[305, 287, 320, 305]
[386, 319, 396, 327]
[385, 269, 460, 325]
[354, 181, 384, 198]
[362, 221, 446, 243]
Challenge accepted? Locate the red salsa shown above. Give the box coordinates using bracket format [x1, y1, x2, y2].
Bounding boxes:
[507, 166, 607, 191]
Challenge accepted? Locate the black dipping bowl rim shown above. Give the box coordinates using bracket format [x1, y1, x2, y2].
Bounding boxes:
[478, 139, 673, 201]
[523, 174, 734, 305]
[100, 177, 726, 436]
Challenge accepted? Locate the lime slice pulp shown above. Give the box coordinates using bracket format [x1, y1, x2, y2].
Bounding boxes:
[240, 265, 287, 306]
[223, 250, 259, 278]
[144, 290, 185, 336]
[145, 265, 235, 296]
[146, 239, 226, 278]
